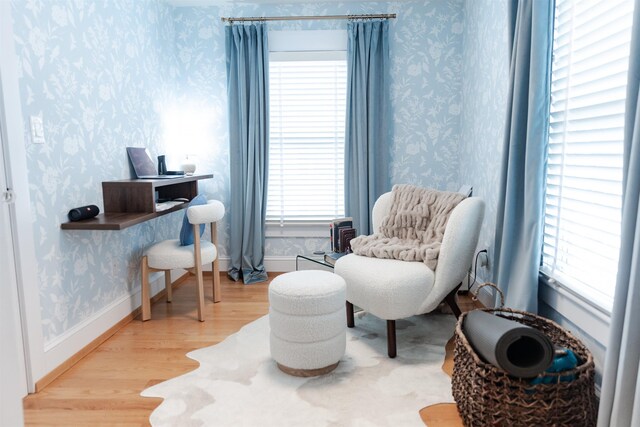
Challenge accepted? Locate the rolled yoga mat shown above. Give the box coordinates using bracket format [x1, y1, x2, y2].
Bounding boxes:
[463, 310, 555, 378]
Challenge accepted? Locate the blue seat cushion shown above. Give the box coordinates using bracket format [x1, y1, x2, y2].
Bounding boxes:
[179, 194, 207, 246]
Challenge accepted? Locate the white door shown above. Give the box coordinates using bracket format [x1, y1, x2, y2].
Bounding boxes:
[0, 119, 27, 426]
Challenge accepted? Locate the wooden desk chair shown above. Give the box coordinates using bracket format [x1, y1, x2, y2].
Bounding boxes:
[141, 199, 225, 321]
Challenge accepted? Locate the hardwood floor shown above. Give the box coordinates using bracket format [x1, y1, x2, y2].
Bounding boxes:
[23, 273, 273, 426]
[23, 272, 479, 426]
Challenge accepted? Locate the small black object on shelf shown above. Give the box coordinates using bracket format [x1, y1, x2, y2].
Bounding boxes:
[68, 205, 100, 221]
[157, 155, 167, 175]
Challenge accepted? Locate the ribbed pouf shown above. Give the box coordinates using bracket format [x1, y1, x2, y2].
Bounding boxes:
[269, 270, 347, 377]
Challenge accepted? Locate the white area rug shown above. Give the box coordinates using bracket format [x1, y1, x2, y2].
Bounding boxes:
[141, 311, 456, 426]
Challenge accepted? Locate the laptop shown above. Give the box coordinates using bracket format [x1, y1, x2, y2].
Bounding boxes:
[126, 147, 181, 179]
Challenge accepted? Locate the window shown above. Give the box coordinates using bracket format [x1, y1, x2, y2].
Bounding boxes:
[542, 0, 635, 312]
[267, 50, 347, 224]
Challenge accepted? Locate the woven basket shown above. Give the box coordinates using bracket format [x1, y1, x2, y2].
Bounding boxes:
[452, 284, 597, 426]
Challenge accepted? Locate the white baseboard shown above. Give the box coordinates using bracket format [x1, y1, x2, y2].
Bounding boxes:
[264, 256, 297, 272]
[473, 283, 496, 308]
[462, 273, 497, 308]
[39, 255, 311, 380]
[41, 270, 176, 377]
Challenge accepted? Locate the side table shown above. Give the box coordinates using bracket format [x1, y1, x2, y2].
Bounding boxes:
[295, 254, 334, 271]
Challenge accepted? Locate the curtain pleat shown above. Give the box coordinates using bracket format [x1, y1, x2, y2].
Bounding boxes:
[598, 1, 640, 424]
[225, 23, 269, 284]
[344, 20, 391, 236]
[492, 0, 555, 312]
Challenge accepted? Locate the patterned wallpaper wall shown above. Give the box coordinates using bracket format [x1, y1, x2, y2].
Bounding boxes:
[10, 0, 182, 344]
[459, 0, 509, 284]
[11, 0, 470, 345]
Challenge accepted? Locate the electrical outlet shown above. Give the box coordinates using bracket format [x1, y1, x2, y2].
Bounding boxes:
[478, 250, 488, 268]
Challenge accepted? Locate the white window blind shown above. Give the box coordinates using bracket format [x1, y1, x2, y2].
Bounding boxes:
[542, 0, 635, 311]
[267, 52, 347, 223]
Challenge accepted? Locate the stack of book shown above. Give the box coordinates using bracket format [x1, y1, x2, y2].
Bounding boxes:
[325, 217, 356, 266]
[323, 251, 346, 266]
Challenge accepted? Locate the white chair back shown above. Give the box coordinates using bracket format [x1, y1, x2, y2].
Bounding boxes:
[371, 192, 393, 233]
[187, 200, 225, 225]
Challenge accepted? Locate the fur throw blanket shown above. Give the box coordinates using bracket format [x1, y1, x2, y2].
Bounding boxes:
[350, 184, 466, 270]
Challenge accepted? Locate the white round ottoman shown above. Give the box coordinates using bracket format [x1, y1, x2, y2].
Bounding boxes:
[269, 270, 347, 377]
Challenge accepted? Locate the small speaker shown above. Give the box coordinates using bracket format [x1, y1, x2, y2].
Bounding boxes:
[68, 205, 100, 221]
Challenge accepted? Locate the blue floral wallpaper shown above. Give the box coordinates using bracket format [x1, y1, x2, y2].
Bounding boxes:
[10, 0, 182, 343]
[10, 0, 487, 346]
[460, 0, 509, 284]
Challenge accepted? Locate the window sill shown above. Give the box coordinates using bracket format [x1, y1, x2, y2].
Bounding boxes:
[539, 274, 611, 345]
[265, 221, 329, 238]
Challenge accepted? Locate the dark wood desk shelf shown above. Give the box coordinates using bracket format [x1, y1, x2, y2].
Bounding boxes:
[61, 174, 213, 231]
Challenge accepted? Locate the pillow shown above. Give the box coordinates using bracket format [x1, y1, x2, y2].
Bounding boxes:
[179, 194, 207, 246]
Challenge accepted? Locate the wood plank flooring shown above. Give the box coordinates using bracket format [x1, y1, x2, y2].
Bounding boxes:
[23, 272, 479, 426]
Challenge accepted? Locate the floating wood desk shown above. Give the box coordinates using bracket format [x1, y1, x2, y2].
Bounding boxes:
[61, 174, 213, 231]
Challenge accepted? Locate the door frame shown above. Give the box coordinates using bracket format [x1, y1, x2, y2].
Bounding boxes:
[0, 1, 46, 390]
[0, 95, 27, 426]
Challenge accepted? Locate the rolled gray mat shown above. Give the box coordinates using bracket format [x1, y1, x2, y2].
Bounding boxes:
[463, 310, 554, 378]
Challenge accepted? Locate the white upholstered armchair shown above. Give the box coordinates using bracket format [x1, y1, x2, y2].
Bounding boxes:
[334, 191, 484, 358]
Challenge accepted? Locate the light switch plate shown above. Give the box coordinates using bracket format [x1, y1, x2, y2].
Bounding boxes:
[30, 116, 45, 144]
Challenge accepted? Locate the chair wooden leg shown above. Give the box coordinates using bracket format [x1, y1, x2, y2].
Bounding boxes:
[164, 270, 172, 303]
[195, 267, 204, 321]
[141, 256, 151, 321]
[387, 320, 397, 358]
[211, 223, 221, 303]
[445, 283, 463, 319]
[346, 301, 355, 327]
[193, 224, 205, 322]
[212, 258, 221, 303]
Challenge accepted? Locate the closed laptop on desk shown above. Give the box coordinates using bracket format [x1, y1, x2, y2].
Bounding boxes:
[127, 147, 181, 179]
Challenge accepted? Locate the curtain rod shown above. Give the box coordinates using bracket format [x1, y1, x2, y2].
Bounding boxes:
[221, 13, 396, 23]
